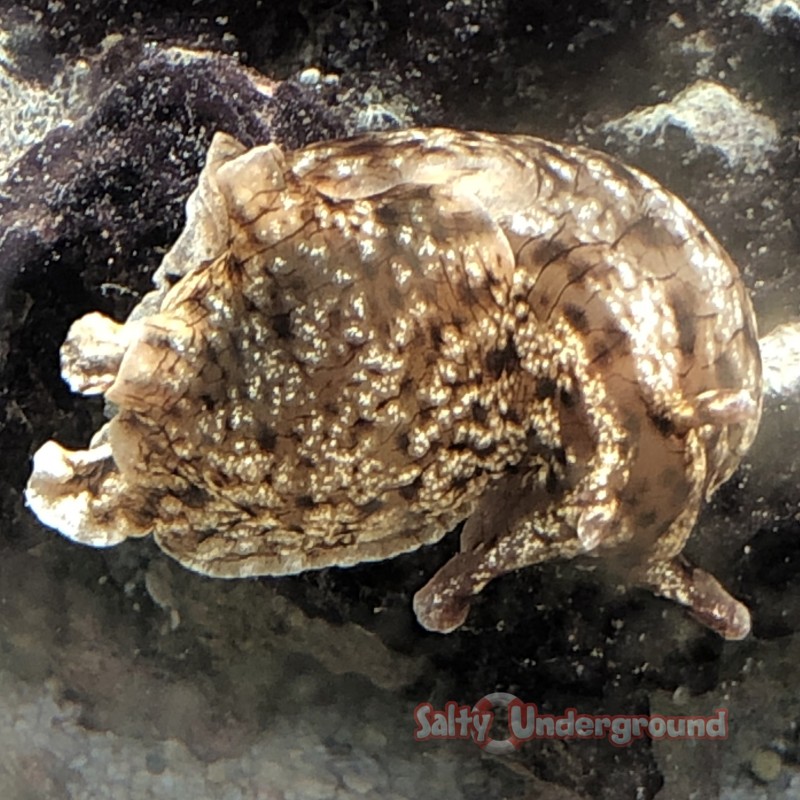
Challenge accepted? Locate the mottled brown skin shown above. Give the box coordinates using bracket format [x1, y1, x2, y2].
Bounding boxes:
[26, 128, 762, 639]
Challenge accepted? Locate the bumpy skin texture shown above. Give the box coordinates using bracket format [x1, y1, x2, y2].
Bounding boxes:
[26, 128, 763, 639]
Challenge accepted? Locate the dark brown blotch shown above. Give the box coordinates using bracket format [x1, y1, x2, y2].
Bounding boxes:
[388, 286, 404, 309]
[559, 387, 576, 408]
[271, 312, 293, 339]
[536, 377, 557, 399]
[451, 466, 483, 492]
[375, 202, 400, 228]
[649, 411, 675, 437]
[668, 291, 697, 356]
[471, 401, 488, 423]
[399, 475, 423, 501]
[485, 339, 519, 379]
[590, 340, 612, 366]
[358, 497, 385, 515]
[714, 352, 739, 389]
[194, 528, 218, 544]
[361, 260, 378, 280]
[257, 424, 278, 452]
[456, 279, 478, 305]
[566, 259, 592, 284]
[636, 509, 659, 528]
[563, 302, 589, 334]
[174, 484, 211, 509]
[545, 465, 560, 494]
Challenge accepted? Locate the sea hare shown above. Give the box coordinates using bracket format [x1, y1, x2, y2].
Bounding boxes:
[26, 128, 763, 639]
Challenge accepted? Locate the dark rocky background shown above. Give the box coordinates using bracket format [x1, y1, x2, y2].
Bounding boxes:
[0, 1, 798, 798]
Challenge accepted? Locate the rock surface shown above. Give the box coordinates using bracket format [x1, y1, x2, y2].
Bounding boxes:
[1, 1, 798, 799]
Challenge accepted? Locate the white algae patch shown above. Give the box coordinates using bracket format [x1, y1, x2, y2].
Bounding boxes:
[760, 321, 800, 397]
[0, 28, 90, 174]
[604, 80, 779, 173]
[745, 0, 800, 31]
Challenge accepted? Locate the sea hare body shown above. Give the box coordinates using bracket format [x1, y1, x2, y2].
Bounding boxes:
[26, 128, 762, 639]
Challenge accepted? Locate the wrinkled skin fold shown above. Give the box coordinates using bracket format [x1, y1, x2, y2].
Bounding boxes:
[26, 128, 762, 640]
